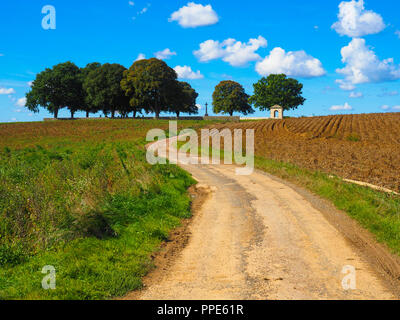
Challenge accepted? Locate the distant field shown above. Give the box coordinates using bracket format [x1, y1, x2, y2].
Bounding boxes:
[0, 119, 216, 299]
[211, 113, 400, 192]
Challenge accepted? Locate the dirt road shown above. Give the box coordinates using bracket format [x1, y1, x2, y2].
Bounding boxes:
[126, 136, 400, 300]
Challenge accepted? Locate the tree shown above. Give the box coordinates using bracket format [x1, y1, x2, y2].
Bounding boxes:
[80, 62, 101, 118]
[169, 81, 199, 118]
[249, 74, 306, 112]
[83, 63, 129, 118]
[212, 80, 254, 117]
[25, 61, 82, 119]
[121, 58, 178, 119]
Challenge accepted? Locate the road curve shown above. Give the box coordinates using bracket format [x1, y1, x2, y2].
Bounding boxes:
[130, 136, 399, 300]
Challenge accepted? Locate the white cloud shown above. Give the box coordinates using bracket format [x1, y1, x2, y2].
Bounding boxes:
[28, 81, 33, 87]
[396, 30, 400, 39]
[135, 53, 146, 61]
[332, 0, 385, 37]
[349, 91, 363, 98]
[330, 102, 353, 111]
[132, 3, 150, 19]
[15, 97, 26, 107]
[155, 48, 177, 60]
[335, 79, 356, 91]
[194, 36, 267, 67]
[0, 87, 15, 94]
[174, 65, 204, 79]
[336, 38, 400, 90]
[128, 1, 134, 6]
[0, 54, 4, 57]
[196, 104, 202, 109]
[169, 2, 218, 28]
[255, 47, 326, 78]
[381, 105, 400, 111]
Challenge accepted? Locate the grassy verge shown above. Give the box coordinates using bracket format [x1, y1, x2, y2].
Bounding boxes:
[0, 119, 212, 300]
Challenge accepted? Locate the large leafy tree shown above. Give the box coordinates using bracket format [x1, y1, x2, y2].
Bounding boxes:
[121, 58, 178, 119]
[249, 74, 306, 112]
[212, 80, 254, 117]
[80, 62, 101, 118]
[25, 61, 82, 118]
[169, 81, 199, 118]
[83, 63, 129, 118]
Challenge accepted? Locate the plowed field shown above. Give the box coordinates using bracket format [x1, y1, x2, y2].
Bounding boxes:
[211, 113, 400, 192]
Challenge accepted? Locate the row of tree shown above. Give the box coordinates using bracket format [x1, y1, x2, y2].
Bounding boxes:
[26, 58, 199, 119]
[211, 74, 306, 117]
[26, 57, 306, 119]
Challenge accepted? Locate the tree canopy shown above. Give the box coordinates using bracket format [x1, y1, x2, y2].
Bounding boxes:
[212, 80, 254, 117]
[121, 58, 178, 118]
[249, 74, 306, 112]
[83, 63, 129, 118]
[169, 81, 199, 118]
[80, 62, 102, 117]
[26, 61, 82, 118]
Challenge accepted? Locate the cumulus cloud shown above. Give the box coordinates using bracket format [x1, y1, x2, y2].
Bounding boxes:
[135, 53, 146, 61]
[155, 48, 177, 60]
[15, 97, 26, 107]
[332, 0, 385, 37]
[169, 2, 218, 28]
[174, 65, 204, 79]
[330, 102, 353, 111]
[0, 87, 16, 94]
[255, 48, 326, 78]
[349, 91, 363, 98]
[194, 36, 267, 67]
[336, 38, 400, 90]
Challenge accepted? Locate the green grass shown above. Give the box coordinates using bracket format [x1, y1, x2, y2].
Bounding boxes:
[0, 120, 204, 300]
[346, 133, 361, 142]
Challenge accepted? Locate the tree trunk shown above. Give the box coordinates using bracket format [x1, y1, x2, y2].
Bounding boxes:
[155, 111, 160, 119]
[133, 110, 137, 119]
[111, 110, 115, 119]
[71, 110, 75, 119]
[54, 107, 59, 119]
[176, 112, 180, 119]
[86, 111, 89, 118]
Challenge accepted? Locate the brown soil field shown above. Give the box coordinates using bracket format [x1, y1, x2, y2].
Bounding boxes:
[211, 113, 400, 192]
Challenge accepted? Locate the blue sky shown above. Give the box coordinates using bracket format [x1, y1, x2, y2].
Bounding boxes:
[1, 0, 400, 122]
